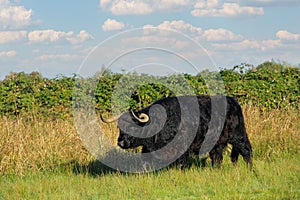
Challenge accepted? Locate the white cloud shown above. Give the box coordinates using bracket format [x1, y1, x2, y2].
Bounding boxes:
[100, 0, 112, 8]
[0, 0, 10, 6]
[203, 28, 243, 41]
[110, 1, 152, 15]
[0, 30, 27, 44]
[238, 0, 300, 7]
[99, 0, 267, 17]
[194, 0, 219, 9]
[152, 20, 202, 34]
[28, 29, 73, 43]
[102, 18, 125, 31]
[143, 20, 243, 42]
[121, 34, 191, 50]
[212, 39, 281, 51]
[192, 1, 264, 17]
[0, 2, 34, 30]
[276, 30, 300, 41]
[67, 30, 94, 44]
[100, 0, 299, 16]
[0, 50, 17, 57]
[28, 29, 93, 44]
[143, 20, 203, 38]
[37, 54, 82, 61]
[258, 39, 282, 51]
[99, 0, 194, 15]
[155, 0, 193, 10]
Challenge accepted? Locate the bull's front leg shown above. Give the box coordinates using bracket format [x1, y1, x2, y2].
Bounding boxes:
[141, 147, 154, 171]
[176, 151, 189, 169]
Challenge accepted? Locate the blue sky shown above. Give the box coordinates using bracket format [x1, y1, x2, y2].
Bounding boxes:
[0, 0, 299, 78]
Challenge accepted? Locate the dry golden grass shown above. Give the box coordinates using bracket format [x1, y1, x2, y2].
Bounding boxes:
[0, 116, 92, 175]
[243, 105, 300, 158]
[0, 105, 299, 175]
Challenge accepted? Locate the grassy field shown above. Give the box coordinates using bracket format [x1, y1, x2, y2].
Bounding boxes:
[0, 106, 299, 199]
[1, 156, 299, 200]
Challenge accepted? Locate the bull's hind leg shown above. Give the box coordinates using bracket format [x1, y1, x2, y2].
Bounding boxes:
[209, 144, 226, 167]
[240, 140, 253, 169]
[231, 139, 253, 169]
[230, 145, 239, 165]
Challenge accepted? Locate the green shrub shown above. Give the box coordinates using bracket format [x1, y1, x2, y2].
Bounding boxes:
[0, 61, 299, 118]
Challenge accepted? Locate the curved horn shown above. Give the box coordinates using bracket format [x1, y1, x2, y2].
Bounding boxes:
[131, 110, 149, 123]
[100, 113, 122, 123]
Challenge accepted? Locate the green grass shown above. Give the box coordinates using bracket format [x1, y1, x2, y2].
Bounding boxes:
[1, 153, 299, 199]
[0, 106, 299, 199]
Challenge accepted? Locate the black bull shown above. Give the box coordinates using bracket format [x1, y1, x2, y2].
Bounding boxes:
[101, 95, 253, 169]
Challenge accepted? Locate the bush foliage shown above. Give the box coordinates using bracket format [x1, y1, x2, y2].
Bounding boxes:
[0, 61, 299, 118]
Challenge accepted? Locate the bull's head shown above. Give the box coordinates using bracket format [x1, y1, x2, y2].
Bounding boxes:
[100, 110, 150, 149]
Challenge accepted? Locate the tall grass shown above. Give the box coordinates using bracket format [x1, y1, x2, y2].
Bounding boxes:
[0, 115, 91, 175]
[243, 105, 299, 159]
[0, 105, 298, 175]
[0, 105, 299, 199]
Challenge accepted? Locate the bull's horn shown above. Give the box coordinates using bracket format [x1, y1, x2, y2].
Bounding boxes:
[100, 113, 122, 123]
[131, 110, 149, 123]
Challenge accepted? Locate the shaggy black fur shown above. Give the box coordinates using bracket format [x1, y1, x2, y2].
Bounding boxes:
[116, 95, 252, 169]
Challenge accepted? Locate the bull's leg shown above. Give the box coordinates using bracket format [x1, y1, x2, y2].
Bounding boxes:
[176, 152, 189, 170]
[209, 144, 226, 167]
[141, 147, 154, 171]
[240, 140, 253, 169]
[230, 145, 239, 165]
[192, 149, 207, 167]
[230, 138, 253, 169]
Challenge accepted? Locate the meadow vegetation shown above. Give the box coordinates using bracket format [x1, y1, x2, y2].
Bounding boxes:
[0, 61, 298, 118]
[0, 61, 299, 199]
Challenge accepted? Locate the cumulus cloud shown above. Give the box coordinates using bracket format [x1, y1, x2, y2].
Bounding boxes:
[191, 1, 264, 17]
[144, 20, 242, 42]
[0, 1, 34, 30]
[102, 18, 125, 31]
[28, 29, 73, 43]
[67, 30, 94, 44]
[100, 0, 112, 8]
[212, 39, 281, 51]
[194, 0, 219, 9]
[237, 0, 300, 7]
[203, 28, 243, 41]
[154, 0, 193, 11]
[0, 50, 17, 57]
[144, 20, 202, 34]
[28, 29, 93, 44]
[37, 54, 82, 61]
[0, 0, 10, 6]
[110, 1, 152, 15]
[100, 0, 266, 17]
[276, 30, 300, 41]
[0, 30, 27, 44]
[99, 0, 193, 15]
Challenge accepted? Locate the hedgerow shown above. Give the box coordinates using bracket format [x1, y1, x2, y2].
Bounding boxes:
[0, 61, 299, 118]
